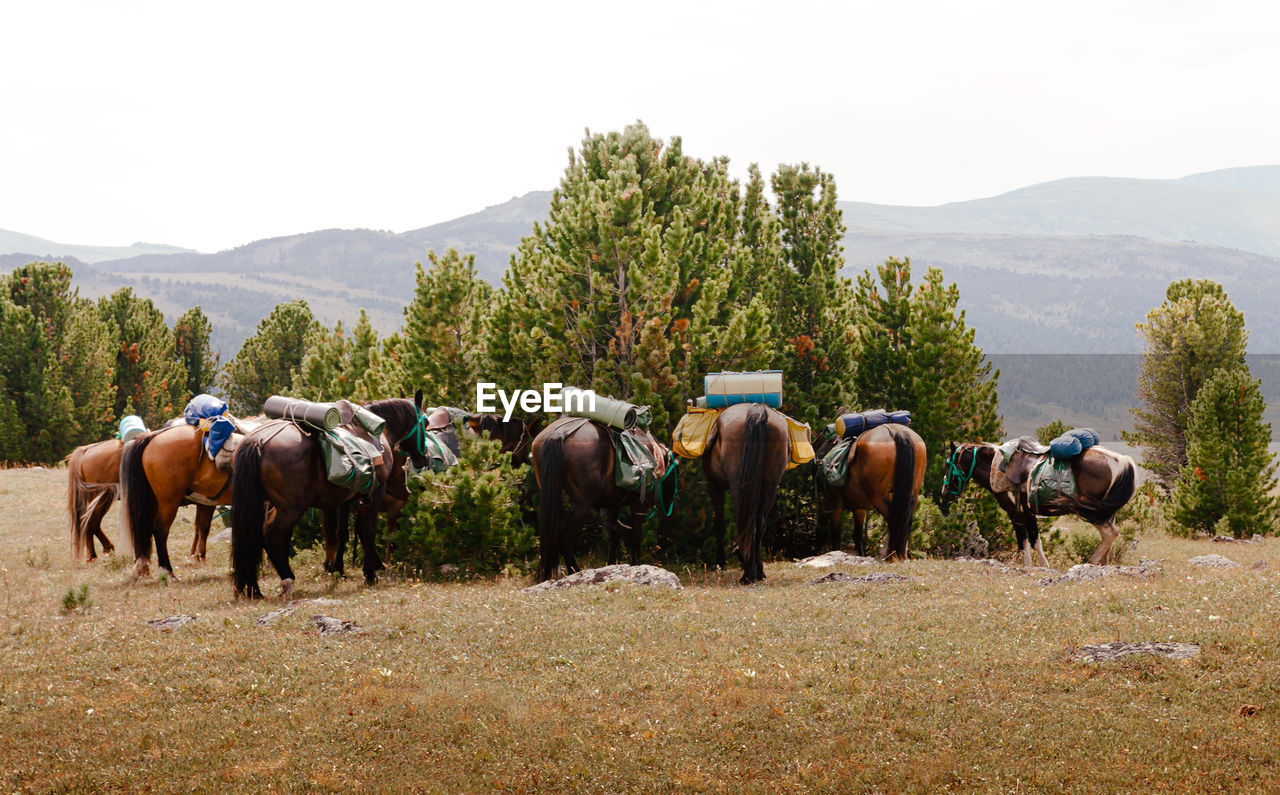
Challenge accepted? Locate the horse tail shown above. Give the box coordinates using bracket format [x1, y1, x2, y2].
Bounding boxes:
[231, 435, 267, 596]
[1076, 454, 1136, 525]
[534, 432, 566, 581]
[66, 446, 90, 561]
[120, 433, 158, 561]
[886, 426, 918, 560]
[732, 404, 769, 554]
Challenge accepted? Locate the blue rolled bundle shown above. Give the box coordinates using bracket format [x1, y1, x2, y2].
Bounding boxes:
[204, 416, 235, 459]
[835, 409, 911, 439]
[1049, 434, 1082, 458]
[1068, 427, 1099, 448]
[184, 393, 228, 425]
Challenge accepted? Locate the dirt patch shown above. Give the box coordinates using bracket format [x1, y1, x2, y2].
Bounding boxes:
[795, 551, 877, 568]
[522, 564, 683, 593]
[1070, 642, 1200, 663]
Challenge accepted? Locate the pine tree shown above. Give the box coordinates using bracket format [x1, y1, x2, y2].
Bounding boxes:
[98, 288, 187, 428]
[1126, 279, 1248, 486]
[291, 310, 390, 404]
[173, 306, 221, 397]
[221, 300, 321, 414]
[400, 249, 492, 405]
[1171, 367, 1278, 537]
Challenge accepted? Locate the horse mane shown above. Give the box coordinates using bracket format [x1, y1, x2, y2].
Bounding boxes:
[363, 398, 416, 435]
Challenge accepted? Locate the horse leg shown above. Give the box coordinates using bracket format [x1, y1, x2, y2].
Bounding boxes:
[358, 501, 385, 586]
[86, 492, 115, 559]
[1089, 520, 1119, 565]
[852, 510, 868, 557]
[605, 507, 622, 565]
[560, 502, 591, 576]
[190, 504, 213, 564]
[828, 502, 844, 553]
[263, 506, 303, 598]
[323, 507, 344, 575]
[1013, 513, 1031, 568]
[151, 501, 182, 580]
[709, 482, 727, 569]
[1026, 515, 1049, 567]
[626, 505, 643, 565]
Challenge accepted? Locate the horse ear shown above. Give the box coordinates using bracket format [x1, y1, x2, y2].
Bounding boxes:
[948, 441, 956, 455]
[414, 389, 424, 410]
[399, 388, 406, 399]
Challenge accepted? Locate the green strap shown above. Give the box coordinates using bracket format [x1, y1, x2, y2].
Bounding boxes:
[941, 446, 978, 498]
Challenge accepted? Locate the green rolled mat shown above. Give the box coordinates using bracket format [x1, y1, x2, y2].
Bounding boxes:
[563, 387, 639, 430]
[263, 395, 341, 431]
[352, 405, 386, 437]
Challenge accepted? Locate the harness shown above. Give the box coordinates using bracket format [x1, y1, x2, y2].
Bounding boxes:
[941, 446, 979, 499]
[398, 405, 430, 458]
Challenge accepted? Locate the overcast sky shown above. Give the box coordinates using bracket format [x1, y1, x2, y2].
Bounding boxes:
[3, 0, 1277, 253]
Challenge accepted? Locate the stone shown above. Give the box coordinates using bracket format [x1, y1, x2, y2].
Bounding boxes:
[1189, 554, 1241, 569]
[1070, 641, 1200, 663]
[439, 563, 460, 575]
[1037, 562, 1158, 586]
[1250, 560, 1269, 570]
[254, 597, 342, 626]
[807, 571, 914, 585]
[960, 532, 989, 560]
[521, 564, 683, 593]
[795, 551, 876, 568]
[146, 615, 196, 631]
[312, 615, 366, 635]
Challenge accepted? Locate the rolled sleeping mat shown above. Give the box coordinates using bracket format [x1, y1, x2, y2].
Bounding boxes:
[694, 396, 708, 408]
[352, 405, 387, 437]
[1048, 432, 1083, 459]
[563, 387, 639, 430]
[263, 395, 342, 431]
[1067, 427, 1099, 448]
[704, 370, 783, 408]
[118, 414, 148, 443]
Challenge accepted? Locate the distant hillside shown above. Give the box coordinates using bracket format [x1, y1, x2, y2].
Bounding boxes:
[0, 228, 193, 264]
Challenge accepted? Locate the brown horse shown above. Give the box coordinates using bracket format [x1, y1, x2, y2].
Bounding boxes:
[119, 423, 232, 579]
[939, 441, 1136, 566]
[232, 399, 424, 598]
[703, 403, 791, 584]
[531, 417, 673, 582]
[66, 440, 124, 562]
[465, 413, 543, 467]
[815, 423, 927, 559]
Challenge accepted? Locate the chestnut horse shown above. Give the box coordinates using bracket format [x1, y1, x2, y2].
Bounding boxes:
[118, 423, 232, 580]
[231, 399, 424, 598]
[66, 439, 124, 562]
[531, 417, 673, 582]
[939, 442, 1136, 566]
[815, 423, 926, 559]
[704, 403, 791, 584]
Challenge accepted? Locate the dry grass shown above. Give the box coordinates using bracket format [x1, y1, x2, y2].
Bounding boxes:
[2, 466, 1278, 792]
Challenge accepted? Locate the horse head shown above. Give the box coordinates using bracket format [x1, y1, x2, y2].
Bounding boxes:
[939, 441, 979, 516]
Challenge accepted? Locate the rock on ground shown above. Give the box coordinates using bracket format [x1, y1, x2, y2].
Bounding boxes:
[795, 551, 877, 568]
[1071, 642, 1200, 663]
[311, 615, 366, 635]
[807, 571, 914, 585]
[1037, 562, 1159, 586]
[255, 597, 342, 626]
[961, 532, 989, 559]
[1189, 554, 1241, 568]
[1212, 534, 1263, 544]
[522, 564, 683, 593]
[146, 615, 197, 631]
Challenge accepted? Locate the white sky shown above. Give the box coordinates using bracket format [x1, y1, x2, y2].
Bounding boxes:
[2, 0, 1278, 253]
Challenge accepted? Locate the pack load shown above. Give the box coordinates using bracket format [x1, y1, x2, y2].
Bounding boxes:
[263, 395, 341, 431]
[117, 415, 148, 443]
[673, 405, 814, 471]
[562, 387, 649, 430]
[834, 409, 911, 439]
[183, 394, 236, 459]
[820, 437, 855, 487]
[1048, 427, 1099, 459]
[1029, 458, 1077, 510]
[703, 371, 783, 409]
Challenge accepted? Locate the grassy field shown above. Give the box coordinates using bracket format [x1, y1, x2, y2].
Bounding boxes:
[1, 466, 1277, 792]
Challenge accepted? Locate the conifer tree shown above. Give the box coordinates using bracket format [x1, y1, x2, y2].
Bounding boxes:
[173, 306, 221, 397]
[1171, 367, 1278, 537]
[98, 288, 187, 427]
[400, 249, 492, 405]
[292, 310, 389, 404]
[1126, 279, 1248, 485]
[221, 300, 321, 414]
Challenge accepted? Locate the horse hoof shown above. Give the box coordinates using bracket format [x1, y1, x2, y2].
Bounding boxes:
[278, 578, 295, 599]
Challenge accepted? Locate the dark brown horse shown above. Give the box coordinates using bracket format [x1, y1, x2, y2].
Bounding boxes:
[465, 413, 543, 467]
[232, 399, 423, 597]
[530, 417, 673, 582]
[703, 403, 791, 584]
[323, 395, 436, 576]
[939, 441, 1136, 566]
[119, 425, 231, 579]
[815, 423, 927, 559]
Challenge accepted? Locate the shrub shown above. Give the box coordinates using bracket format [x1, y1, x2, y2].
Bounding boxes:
[391, 433, 534, 576]
[60, 584, 91, 613]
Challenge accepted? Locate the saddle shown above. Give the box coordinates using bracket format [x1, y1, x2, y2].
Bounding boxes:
[999, 437, 1050, 486]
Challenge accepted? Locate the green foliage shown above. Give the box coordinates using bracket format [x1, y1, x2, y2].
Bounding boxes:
[392, 433, 534, 575]
[1171, 367, 1278, 537]
[292, 310, 390, 403]
[852, 259, 1002, 500]
[911, 494, 1014, 559]
[98, 287, 187, 428]
[1036, 420, 1069, 445]
[400, 250, 492, 405]
[173, 306, 221, 397]
[220, 300, 321, 414]
[60, 584, 91, 613]
[1126, 279, 1248, 485]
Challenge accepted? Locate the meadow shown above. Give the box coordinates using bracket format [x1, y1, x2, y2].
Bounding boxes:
[1, 465, 1277, 792]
